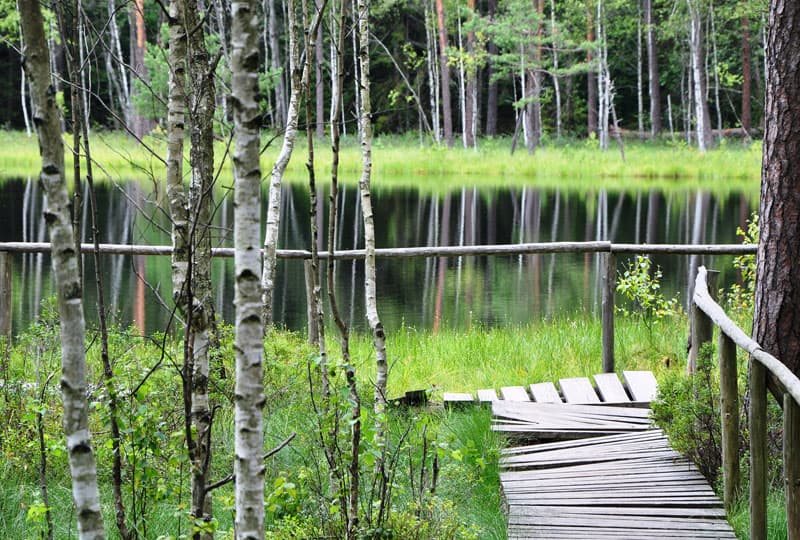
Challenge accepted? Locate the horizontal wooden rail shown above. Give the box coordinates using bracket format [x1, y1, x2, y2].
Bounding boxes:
[692, 266, 800, 540]
[0, 241, 757, 259]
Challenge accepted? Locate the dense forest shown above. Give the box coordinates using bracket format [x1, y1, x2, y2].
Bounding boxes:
[1, 0, 766, 150]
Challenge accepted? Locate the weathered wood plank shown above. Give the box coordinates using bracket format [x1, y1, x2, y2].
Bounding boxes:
[500, 386, 531, 401]
[477, 388, 499, 402]
[559, 377, 601, 403]
[529, 382, 562, 403]
[442, 392, 473, 407]
[623, 370, 658, 402]
[593, 372, 631, 402]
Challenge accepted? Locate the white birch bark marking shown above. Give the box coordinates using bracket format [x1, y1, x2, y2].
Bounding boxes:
[232, 1, 265, 538]
[19, 2, 105, 538]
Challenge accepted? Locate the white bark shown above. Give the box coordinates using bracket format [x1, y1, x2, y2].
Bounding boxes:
[356, 0, 388, 417]
[550, 0, 562, 140]
[19, 2, 105, 539]
[231, 0, 265, 538]
[688, 0, 712, 152]
[262, 0, 322, 328]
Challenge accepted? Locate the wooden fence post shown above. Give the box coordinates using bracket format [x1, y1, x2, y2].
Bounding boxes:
[719, 332, 740, 510]
[0, 252, 10, 342]
[750, 359, 767, 540]
[785, 394, 800, 540]
[601, 251, 615, 373]
[688, 269, 718, 373]
[304, 260, 319, 345]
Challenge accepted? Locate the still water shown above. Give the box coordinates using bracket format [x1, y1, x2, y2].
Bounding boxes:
[1, 177, 756, 336]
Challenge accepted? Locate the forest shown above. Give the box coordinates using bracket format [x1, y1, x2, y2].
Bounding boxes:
[0, 0, 767, 150]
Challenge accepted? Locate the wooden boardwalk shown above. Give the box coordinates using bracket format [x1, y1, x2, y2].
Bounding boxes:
[477, 371, 738, 539]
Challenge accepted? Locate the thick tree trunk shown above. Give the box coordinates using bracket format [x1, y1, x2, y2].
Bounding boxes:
[231, 1, 265, 538]
[435, 0, 453, 146]
[754, 0, 800, 378]
[741, 12, 752, 133]
[644, 0, 661, 136]
[19, 3, 105, 539]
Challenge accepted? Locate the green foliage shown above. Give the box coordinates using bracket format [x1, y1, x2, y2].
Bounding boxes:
[651, 344, 721, 485]
[726, 213, 758, 317]
[617, 255, 681, 321]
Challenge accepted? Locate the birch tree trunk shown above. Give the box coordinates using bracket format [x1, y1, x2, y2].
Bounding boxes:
[688, 0, 713, 151]
[231, 1, 265, 538]
[356, 0, 389, 448]
[19, 2, 105, 538]
[637, 4, 645, 140]
[182, 1, 218, 531]
[262, 0, 324, 328]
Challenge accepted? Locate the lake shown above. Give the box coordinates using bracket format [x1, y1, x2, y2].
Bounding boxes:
[1, 177, 756, 336]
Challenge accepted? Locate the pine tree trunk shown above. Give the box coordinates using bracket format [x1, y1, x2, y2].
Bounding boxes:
[19, 3, 105, 538]
[129, 0, 152, 138]
[754, 0, 800, 378]
[435, 0, 453, 146]
[644, 0, 661, 136]
[231, 1, 266, 538]
[586, 0, 597, 137]
[741, 11, 752, 133]
[485, 0, 498, 135]
[268, 0, 287, 126]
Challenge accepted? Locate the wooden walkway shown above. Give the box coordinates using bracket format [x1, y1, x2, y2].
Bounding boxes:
[470, 371, 738, 539]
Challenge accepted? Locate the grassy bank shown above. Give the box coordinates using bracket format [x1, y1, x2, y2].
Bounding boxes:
[0, 130, 761, 193]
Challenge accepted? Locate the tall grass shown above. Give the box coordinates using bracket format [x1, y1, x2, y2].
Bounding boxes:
[0, 130, 760, 193]
[348, 316, 686, 397]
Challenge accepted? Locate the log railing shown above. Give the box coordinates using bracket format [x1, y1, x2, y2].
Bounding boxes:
[0, 241, 757, 373]
[692, 265, 800, 540]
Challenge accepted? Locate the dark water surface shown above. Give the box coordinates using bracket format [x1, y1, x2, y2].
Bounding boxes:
[1, 177, 756, 335]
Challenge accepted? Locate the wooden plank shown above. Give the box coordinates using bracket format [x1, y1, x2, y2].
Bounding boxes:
[442, 392, 473, 407]
[500, 386, 531, 401]
[477, 388, 499, 403]
[559, 377, 601, 403]
[623, 370, 658, 402]
[529, 382, 562, 403]
[593, 372, 631, 402]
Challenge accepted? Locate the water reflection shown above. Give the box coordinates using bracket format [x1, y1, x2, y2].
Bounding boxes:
[1, 177, 756, 336]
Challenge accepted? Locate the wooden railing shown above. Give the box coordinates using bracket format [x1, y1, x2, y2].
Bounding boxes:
[692, 265, 800, 540]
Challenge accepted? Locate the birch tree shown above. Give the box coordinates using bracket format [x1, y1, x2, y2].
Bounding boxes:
[356, 0, 389, 455]
[19, 2, 105, 538]
[687, 0, 713, 151]
[231, 0, 265, 537]
[262, 0, 325, 328]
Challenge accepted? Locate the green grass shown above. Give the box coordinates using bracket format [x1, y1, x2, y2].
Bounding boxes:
[349, 316, 685, 397]
[0, 130, 761, 194]
[729, 489, 788, 539]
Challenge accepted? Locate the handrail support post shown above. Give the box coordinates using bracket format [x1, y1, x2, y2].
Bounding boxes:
[719, 332, 740, 511]
[601, 251, 615, 373]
